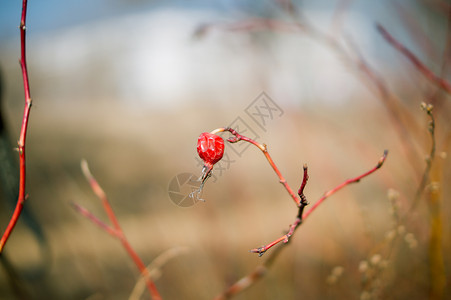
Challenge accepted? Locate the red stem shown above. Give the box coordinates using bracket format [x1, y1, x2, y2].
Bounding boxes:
[71, 203, 119, 236]
[376, 23, 451, 95]
[250, 165, 308, 256]
[213, 127, 300, 207]
[79, 161, 162, 300]
[0, 0, 32, 253]
[251, 150, 387, 255]
[303, 150, 388, 220]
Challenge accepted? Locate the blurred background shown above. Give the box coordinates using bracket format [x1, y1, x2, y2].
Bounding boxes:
[0, 0, 450, 299]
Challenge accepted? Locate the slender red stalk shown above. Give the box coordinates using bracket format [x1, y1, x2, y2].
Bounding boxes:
[376, 23, 451, 95]
[250, 151, 388, 255]
[209, 127, 388, 256]
[77, 160, 162, 300]
[0, 0, 32, 253]
[303, 150, 388, 220]
[211, 127, 300, 207]
[250, 165, 308, 256]
[214, 243, 286, 300]
[214, 146, 387, 298]
[71, 202, 119, 237]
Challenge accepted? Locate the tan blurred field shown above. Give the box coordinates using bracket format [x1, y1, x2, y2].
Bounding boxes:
[1, 2, 451, 300]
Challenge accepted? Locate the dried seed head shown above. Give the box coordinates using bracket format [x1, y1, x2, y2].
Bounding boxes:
[332, 266, 344, 277]
[326, 266, 344, 285]
[397, 225, 406, 235]
[387, 188, 399, 202]
[405, 233, 418, 249]
[370, 254, 382, 266]
[385, 229, 396, 241]
[360, 291, 371, 300]
[359, 260, 369, 273]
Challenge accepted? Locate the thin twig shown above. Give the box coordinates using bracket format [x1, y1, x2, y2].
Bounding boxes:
[80, 160, 122, 231]
[376, 23, 451, 95]
[213, 242, 287, 300]
[251, 151, 388, 256]
[343, 34, 423, 174]
[75, 160, 162, 300]
[210, 128, 388, 257]
[408, 103, 436, 213]
[196, 17, 421, 179]
[250, 165, 308, 256]
[330, 0, 353, 35]
[71, 202, 119, 237]
[129, 247, 190, 300]
[393, 2, 439, 62]
[303, 150, 388, 220]
[0, 0, 33, 253]
[211, 127, 300, 207]
[215, 151, 387, 298]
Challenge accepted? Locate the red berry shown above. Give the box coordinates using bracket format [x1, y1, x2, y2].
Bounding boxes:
[197, 132, 225, 169]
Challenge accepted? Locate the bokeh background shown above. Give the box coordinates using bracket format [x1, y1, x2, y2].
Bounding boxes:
[0, 1, 450, 299]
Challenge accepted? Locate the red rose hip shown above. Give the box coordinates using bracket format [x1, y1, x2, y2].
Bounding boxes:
[197, 132, 225, 170]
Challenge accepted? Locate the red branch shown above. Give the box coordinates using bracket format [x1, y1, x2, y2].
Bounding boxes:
[249, 165, 308, 256]
[74, 160, 162, 300]
[209, 128, 388, 256]
[0, 0, 33, 253]
[303, 149, 388, 220]
[250, 150, 388, 256]
[376, 23, 451, 95]
[211, 127, 300, 207]
[215, 149, 388, 297]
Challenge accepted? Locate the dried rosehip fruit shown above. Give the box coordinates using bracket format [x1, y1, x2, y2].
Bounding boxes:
[190, 132, 225, 201]
[197, 132, 225, 172]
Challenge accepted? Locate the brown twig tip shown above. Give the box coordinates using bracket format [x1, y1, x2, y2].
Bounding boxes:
[250, 247, 267, 257]
[81, 159, 107, 201]
[80, 159, 94, 180]
[297, 164, 310, 210]
[377, 150, 389, 168]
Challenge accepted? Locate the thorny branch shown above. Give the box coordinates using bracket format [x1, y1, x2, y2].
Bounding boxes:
[210, 127, 388, 257]
[250, 164, 309, 256]
[213, 140, 387, 298]
[251, 150, 388, 256]
[73, 160, 162, 300]
[0, 0, 33, 253]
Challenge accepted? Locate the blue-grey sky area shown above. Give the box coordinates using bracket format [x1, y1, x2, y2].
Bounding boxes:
[0, 0, 256, 39]
[0, 1, 404, 39]
[0, 1, 447, 108]
[0, 0, 149, 39]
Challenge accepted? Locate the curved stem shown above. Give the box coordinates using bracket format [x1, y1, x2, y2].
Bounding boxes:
[0, 0, 32, 253]
[77, 160, 162, 300]
[211, 127, 300, 207]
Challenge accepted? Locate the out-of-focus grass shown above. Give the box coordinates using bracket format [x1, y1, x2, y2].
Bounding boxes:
[1, 93, 449, 299]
